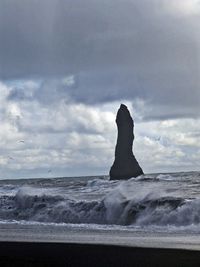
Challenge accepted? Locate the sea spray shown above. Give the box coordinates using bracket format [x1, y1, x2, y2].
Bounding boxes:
[0, 172, 200, 231]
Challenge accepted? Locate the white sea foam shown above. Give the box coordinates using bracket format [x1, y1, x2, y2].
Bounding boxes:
[0, 172, 200, 233]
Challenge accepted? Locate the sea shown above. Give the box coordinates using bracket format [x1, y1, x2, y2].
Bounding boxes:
[1, 171, 200, 249]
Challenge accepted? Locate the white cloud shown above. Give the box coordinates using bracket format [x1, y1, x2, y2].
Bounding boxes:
[0, 81, 117, 177]
[0, 82, 10, 107]
[1, 78, 200, 178]
[0, 0, 200, 177]
[166, 0, 200, 16]
[134, 118, 200, 172]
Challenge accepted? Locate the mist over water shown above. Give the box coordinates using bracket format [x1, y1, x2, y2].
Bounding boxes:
[0, 172, 200, 233]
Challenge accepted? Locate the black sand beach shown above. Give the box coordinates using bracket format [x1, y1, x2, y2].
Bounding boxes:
[1, 241, 200, 267]
[1, 221, 200, 266]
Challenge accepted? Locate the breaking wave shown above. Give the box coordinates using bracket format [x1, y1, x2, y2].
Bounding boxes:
[0, 180, 200, 229]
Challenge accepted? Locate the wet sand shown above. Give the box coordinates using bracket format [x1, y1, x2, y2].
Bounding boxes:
[1, 223, 200, 266]
[1, 241, 200, 267]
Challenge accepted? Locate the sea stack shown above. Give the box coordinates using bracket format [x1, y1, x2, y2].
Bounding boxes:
[110, 104, 143, 180]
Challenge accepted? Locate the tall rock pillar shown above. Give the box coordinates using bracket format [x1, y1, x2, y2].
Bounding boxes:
[110, 104, 143, 180]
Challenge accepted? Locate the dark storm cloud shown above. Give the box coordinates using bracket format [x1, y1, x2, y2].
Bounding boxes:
[0, 0, 198, 77]
[1, 0, 200, 119]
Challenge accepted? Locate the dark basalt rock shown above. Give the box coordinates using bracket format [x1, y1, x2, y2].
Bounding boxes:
[110, 104, 143, 180]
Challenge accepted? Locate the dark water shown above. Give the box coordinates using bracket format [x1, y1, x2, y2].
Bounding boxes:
[0, 172, 200, 233]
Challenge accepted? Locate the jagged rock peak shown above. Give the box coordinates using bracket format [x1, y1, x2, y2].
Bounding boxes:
[117, 104, 133, 123]
[109, 104, 143, 180]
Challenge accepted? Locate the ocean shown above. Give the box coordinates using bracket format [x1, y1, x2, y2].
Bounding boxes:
[1, 172, 200, 249]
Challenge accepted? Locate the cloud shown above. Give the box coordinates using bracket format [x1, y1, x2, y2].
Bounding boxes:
[134, 118, 200, 172]
[0, 81, 118, 178]
[1, 79, 200, 178]
[0, 0, 200, 120]
[0, 1, 200, 177]
[165, 0, 200, 16]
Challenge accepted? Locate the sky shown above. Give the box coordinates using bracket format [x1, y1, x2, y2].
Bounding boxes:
[0, 0, 200, 179]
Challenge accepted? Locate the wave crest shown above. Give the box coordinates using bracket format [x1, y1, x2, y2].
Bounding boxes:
[0, 184, 199, 228]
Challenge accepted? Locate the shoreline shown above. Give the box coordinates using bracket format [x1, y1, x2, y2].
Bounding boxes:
[1, 223, 200, 266]
[1, 241, 200, 266]
[1, 222, 200, 251]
